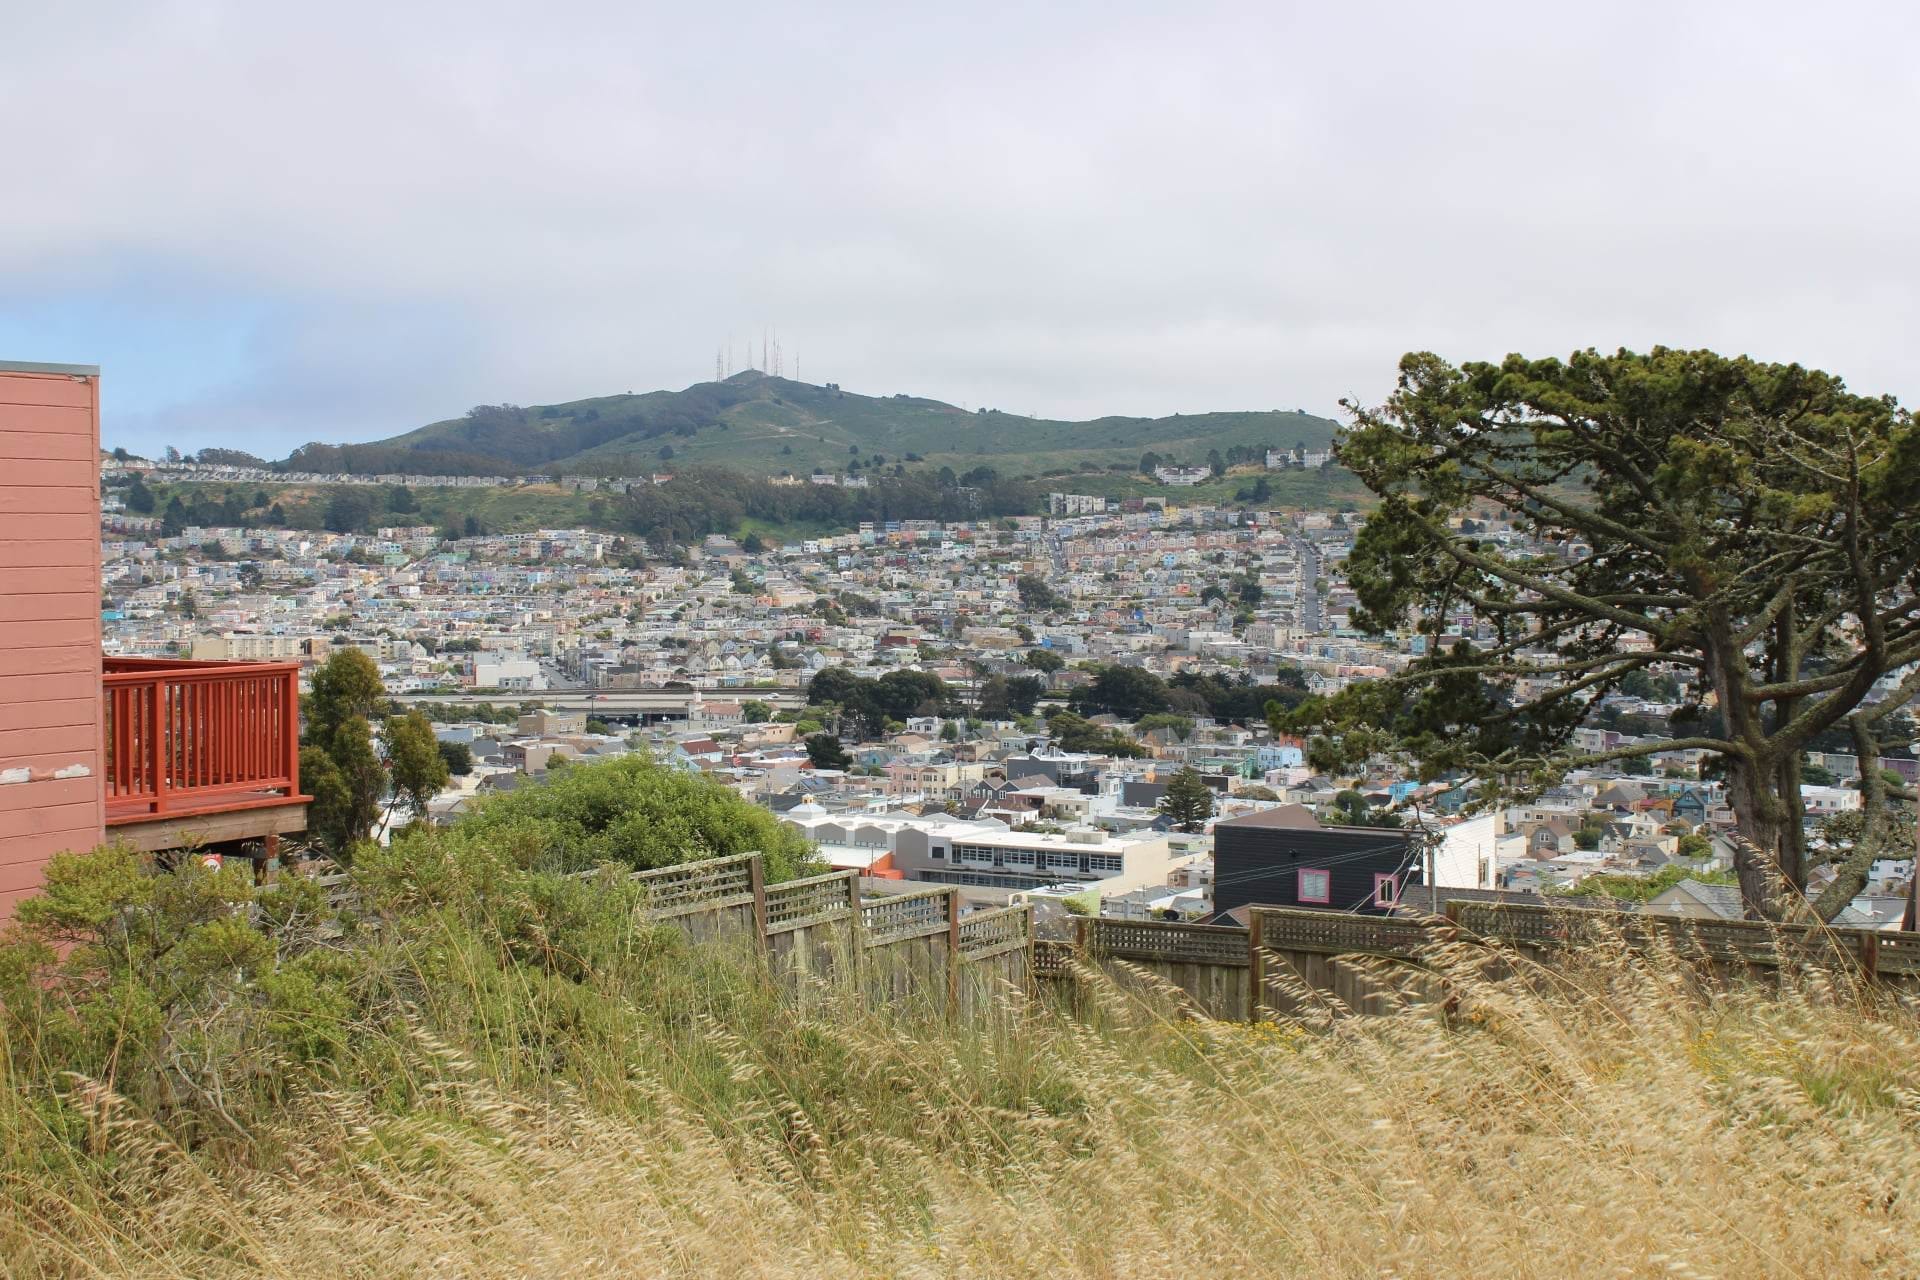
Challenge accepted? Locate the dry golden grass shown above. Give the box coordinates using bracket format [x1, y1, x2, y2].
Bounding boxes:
[7, 927, 1920, 1280]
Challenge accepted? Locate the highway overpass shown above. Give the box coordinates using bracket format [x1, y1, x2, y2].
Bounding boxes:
[402, 689, 808, 718]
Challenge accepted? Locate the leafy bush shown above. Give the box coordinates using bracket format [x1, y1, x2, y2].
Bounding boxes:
[446, 755, 819, 880]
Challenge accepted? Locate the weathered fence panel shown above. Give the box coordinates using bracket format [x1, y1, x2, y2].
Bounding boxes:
[567, 860, 1043, 1018]
[1077, 918, 1252, 1020]
[568, 852, 763, 940]
[860, 887, 961, 1014]
[1248, 907, 1441, 1018]
[1055, 913, 1439, 1021]
[764, 869, 862, 993]
[956, 904, 1033, 1021]
[631, 852, 761, 940]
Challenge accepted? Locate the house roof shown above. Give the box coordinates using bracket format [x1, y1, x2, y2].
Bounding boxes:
[1388, 886, 1557, 917]
[1592, 783, 1646, 810]
[1214, 804, 1320, 830]
[1652, 879, 1744, 919]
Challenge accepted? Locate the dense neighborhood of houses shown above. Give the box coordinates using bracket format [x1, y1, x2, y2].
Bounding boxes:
[96, 453, 1920, 931]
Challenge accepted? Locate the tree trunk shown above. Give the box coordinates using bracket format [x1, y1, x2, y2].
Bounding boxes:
[1724, 753, 1800, 920]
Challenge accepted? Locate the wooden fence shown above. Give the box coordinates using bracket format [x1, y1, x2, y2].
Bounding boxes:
[582, 854, 1034, 1018]
[1077, 918, 1252, 1020]
[1050, 899, 1920, 1020]
[1250, 907, 1445, 1017]
[307, 848, 1920, 1025]
[1446, 900, 1920, 986]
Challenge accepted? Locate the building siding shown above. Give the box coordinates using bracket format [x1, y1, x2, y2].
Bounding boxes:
[1213, 823, 1416, 917]
[0, 364, 104, 918]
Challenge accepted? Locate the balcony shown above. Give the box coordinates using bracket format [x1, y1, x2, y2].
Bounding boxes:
[102, 657, 311, 853]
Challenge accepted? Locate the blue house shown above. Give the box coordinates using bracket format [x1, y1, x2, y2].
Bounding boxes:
[1255, 743, 1304, 771]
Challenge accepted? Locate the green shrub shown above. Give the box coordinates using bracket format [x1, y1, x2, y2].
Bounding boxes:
[445, 755, 820, 880]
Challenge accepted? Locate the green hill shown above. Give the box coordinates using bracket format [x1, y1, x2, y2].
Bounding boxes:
[306, 371, 1341, 479]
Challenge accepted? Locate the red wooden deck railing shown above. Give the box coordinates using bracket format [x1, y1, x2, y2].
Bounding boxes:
[102, 657, 306, 824]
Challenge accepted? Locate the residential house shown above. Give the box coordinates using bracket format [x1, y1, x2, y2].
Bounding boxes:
[1211, 806, 1415, 916]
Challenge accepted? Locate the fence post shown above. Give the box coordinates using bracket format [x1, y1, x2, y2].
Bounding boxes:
[149, 679, 170, 815]
[1248, 908, 1265, 1022]
[1022, 903, 1036, 997]
[946, 888, 963, 1018]
[283, 664, 302, 796]
[748, 853, 769, 949]
[1860, 928, 1880, 983]
[844, 872, 863, 942]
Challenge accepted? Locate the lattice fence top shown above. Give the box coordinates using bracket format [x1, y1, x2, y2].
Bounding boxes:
[1446, 901, 1567, 947]
[861, 889, 953, 945]
[1084, 919, 1251, 967]
[1032, 939, 1076, 979]
[765, 870, 858, 934]
[1449, 900, 1920, 972]
[958, 905, 1032, 961]
[630, 852, 758, 920]
[1251, 907, 1432, 960]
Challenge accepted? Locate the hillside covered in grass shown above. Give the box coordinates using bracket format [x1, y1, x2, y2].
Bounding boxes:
[285, 371, 1343, 482]
[5, 758, 1918, 1277]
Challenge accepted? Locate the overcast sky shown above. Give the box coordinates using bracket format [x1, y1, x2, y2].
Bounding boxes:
[3, 0, 1914, 456]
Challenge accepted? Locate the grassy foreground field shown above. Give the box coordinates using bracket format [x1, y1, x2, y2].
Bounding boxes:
[6, 830, 1920, 1277]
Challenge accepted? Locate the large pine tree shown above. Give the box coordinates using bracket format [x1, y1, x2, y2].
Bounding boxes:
[1159, 767, 1216, 832]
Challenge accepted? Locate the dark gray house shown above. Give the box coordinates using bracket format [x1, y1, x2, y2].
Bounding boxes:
[1212, 806, 1417, 917]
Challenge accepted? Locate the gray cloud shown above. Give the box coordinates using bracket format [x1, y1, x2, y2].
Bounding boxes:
[4, 0, 1915, 452]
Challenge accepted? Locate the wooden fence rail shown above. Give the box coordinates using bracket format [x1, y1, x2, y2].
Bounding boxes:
[861, 886, 957, 946]
[765, 869, 861, 935]
[629, 852, 760, 921]
[959, 905, 1033, 961]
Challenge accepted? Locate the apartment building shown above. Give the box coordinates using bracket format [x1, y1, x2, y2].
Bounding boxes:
[190, 632, 318, 661]
[893, 822, 1176, 893]
[781, 808, 1177, 893]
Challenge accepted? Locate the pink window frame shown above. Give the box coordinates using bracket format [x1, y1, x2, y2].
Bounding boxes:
[1297, 867, 1332, 905]
[1373, 873, 1399, 908]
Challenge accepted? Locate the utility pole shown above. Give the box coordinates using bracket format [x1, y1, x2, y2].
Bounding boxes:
[1906, 740, 1919, 931]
